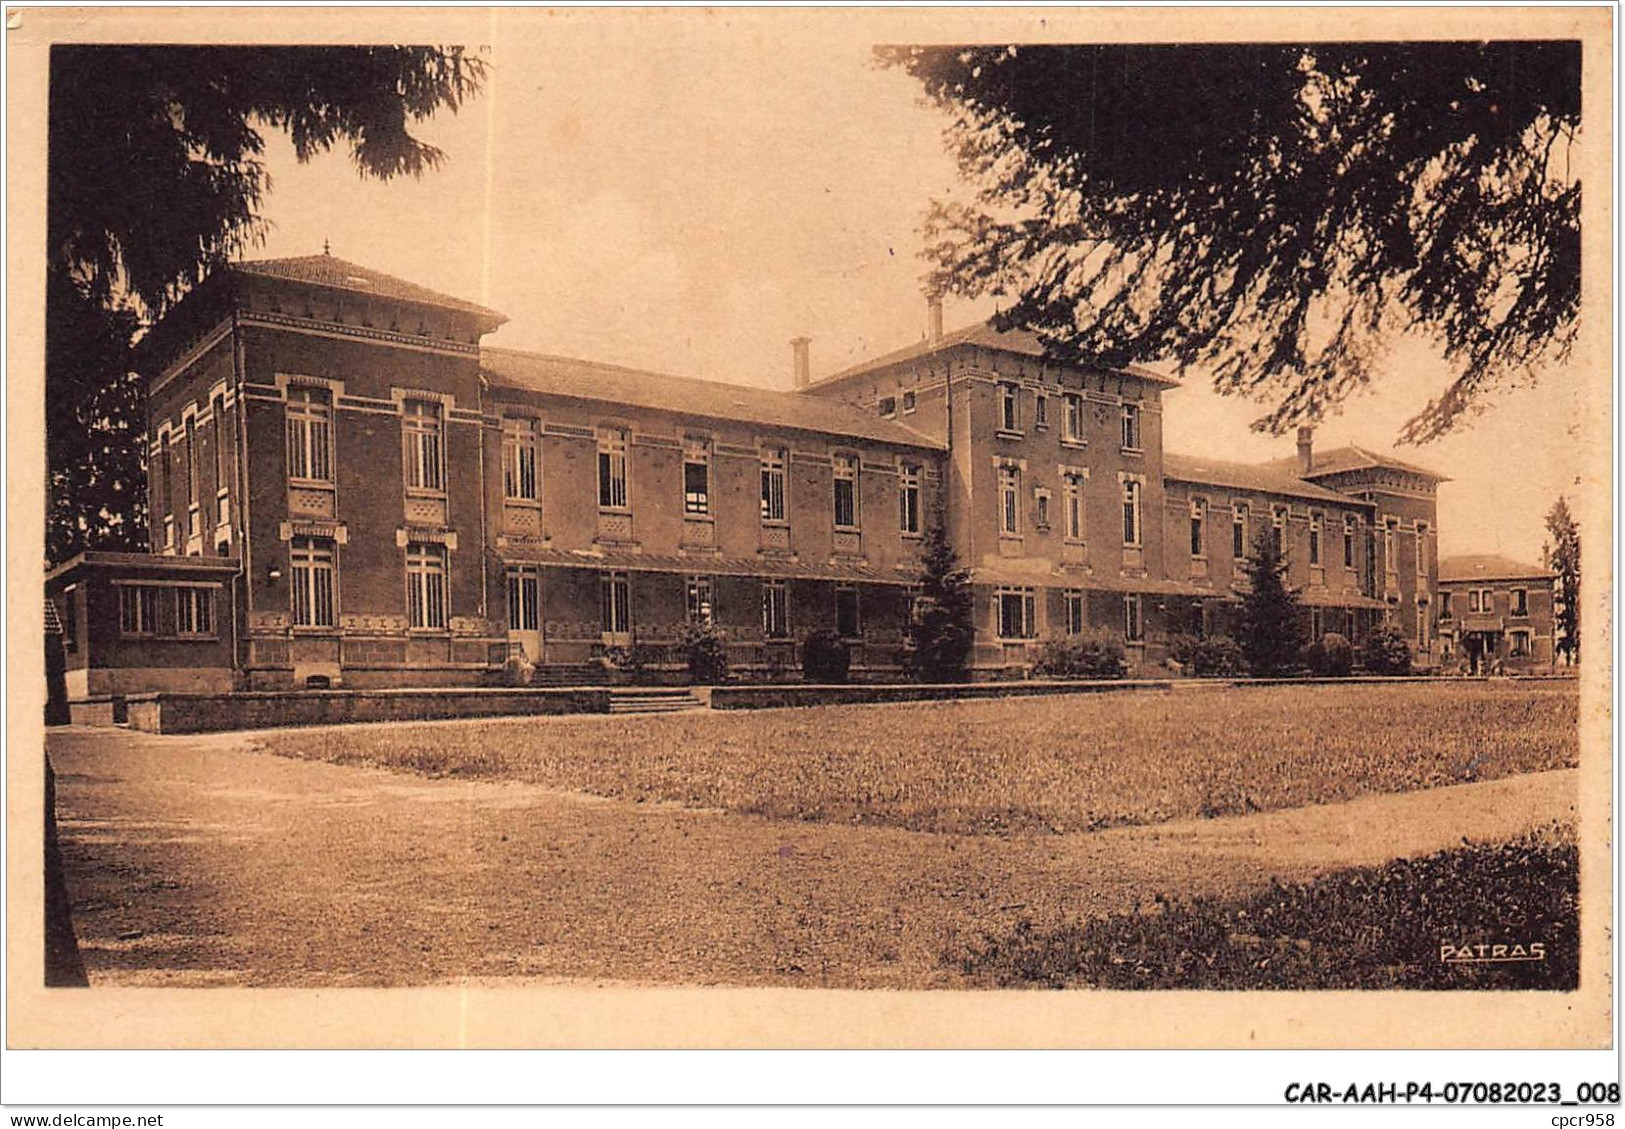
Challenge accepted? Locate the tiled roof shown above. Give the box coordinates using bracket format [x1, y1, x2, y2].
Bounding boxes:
[482, 347, 944, 450]
[1439, 554, 1555, 583]
[818, 320, 1179, 388]
[231, 255, 508, 328]
[1266, 444, 1450, 483]
[1163, 453, 1365, 507]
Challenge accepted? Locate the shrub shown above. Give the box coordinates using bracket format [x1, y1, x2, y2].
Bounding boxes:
[1034, 630, 1127, 679]
[958, 824, 1578, 990]
[681, 625, 730, 685]
[1171, 633, 1245, 677]
[801, 628, 851, 684]
[1303, 631, 1354, 677]
[1362, 621, 1413, 675]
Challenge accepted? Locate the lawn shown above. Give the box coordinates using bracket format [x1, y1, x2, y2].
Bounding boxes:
[957, 822, 1579, 990]
[255, 681, 1578, 837]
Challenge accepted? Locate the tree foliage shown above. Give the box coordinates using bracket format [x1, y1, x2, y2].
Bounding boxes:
[1237, 527, 1304, 676]
[882, 42, 1581, 442]
[46, 46, 485, 563]
[1544, 496, 1581, 663]
[908, 511, 976, 681]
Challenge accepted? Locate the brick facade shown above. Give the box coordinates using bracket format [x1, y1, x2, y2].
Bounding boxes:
[49, 255, 1454, 692]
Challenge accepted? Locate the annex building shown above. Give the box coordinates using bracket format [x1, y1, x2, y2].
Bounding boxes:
[49, 254, 1462, 696]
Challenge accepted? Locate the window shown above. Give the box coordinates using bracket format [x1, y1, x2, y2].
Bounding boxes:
[878, 395, 897, 418]
[1034, 394, 1048, 429]
[901, 389, 916, 414]
[762, 579, 790, 639]
[156, 432, 171, 527]
[1468, 589, 1482, 613]
[1271, 506, 1288, 554]
[1062, 472, 1085, 541]
[184, 416, 199, 513]
[1343, 514, 1358, 568]
[1124, 594, 1144, 642]
[502, 419, 539, 502]
[597, 428, 629, 510]
[286, 386, 333, 482]
[760, 447, 787, 523]
[1416, 602, 1430, 648]
[1439, 592, 1453, 619]
[1510, 630, 1532, 657]
[686, 576, 714, 626]
[1309, 511, 1322, 566]
[1034, 488, 1051, 530]
[1121, 403, 1141, 450]
[997, 588, 1036, 639]
[998, 464, 1021, 536]
[999, 383, 1020, 432]
[507, 570, 539, 632]
[1512, 588, 1529, 617]
[1064, 589, 1085, 635]
[1310, 607, 1324, 641]
[1063, 394, 1084, 443]
[403, 399, 445, 493]
[1232, 504, 1250, 559]
[163, 514, 176, 552]
[601, 571, 632, 636]
[1189, 498, 1207, 558]
[119, 585, 161, 636]
[683, 438, 711, 515]
[406, 542, 448, 630]
[1121, 478, 1142, 546]
[835, 586, 861, 638]
[832, 453, 860, 529]
[212, 394, 227, 500]
[290, 537, 336, 627]
[173, 587, 213, 636]
[1383, 519, 1399, 575]
[1415, 523, 1429, 577]
[898, 463, 921, 535]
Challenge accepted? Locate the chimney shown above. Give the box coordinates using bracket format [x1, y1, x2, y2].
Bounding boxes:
[790, 336, 811, 390]
[927, 292, 944, 344]
[1296, 426, 1314, 474]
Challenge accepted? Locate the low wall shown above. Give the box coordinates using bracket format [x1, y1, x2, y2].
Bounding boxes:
[67, 697, 124, 727]
[709, 679, 1177, 710]
[124, 687, 612, 735]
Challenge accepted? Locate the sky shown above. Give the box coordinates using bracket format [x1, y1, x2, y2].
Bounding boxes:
[244, 20, 1595, 564]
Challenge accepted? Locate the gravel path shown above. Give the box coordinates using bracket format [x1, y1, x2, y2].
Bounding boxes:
[49, 726, 1577, 989]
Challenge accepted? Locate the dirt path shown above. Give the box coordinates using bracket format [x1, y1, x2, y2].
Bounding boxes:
[49, 727, 1577, 989]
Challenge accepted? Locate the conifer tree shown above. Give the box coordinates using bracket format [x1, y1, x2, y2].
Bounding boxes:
[1544, 496, 1581, 663]
[1237, 525, 1304, 676]
[908, 509, 975, 682]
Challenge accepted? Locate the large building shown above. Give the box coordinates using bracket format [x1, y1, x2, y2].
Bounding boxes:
[47, 254, 1450, 695]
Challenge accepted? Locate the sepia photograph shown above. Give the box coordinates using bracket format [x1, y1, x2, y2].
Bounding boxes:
[5, 3, 1614, 1078]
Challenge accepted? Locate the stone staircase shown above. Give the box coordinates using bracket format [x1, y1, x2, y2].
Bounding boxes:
[608, 687, 704, 715]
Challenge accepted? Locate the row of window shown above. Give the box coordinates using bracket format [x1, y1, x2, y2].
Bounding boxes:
[507, 571, 868, 642]
[994, 587, 1146, 643]
[996, 386, 1143, 451]
[287, 537, 448, 630]
[118, 585, 216, 638]
[291, 393, 930, 538]
[155, 393, 232, 550]
[1440, 588, 1532, 618]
